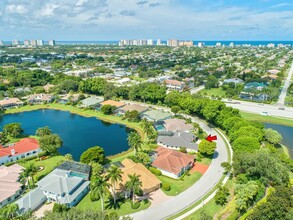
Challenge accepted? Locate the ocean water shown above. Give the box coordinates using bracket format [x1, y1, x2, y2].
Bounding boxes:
[1, 40, 292, 46]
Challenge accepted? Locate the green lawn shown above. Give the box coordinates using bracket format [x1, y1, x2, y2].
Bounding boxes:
[240, 111, 293, 127]
[184, 178, 234, 220]
[158, 172, 202, 196]
[199, 88, 226, 97]
[19, 155, 65, 181]
[76, 193, 151, 216]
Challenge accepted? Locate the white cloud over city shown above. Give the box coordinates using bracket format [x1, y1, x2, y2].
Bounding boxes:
[0, 0, 292, 40]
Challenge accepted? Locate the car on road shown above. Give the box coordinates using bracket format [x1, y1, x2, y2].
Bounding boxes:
[278, 107, 285, 110]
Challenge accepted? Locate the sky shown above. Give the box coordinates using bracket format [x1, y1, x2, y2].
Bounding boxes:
[0, 0, 293, 41]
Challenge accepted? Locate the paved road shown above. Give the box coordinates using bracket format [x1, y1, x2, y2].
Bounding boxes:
[190, 85, 205, 94]
[127, 103, 229, 220]
[277, 62, 293, 106]
[224, 99, 293, 118]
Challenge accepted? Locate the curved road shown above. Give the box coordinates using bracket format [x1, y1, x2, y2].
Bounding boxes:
[127, 102, 230, 220]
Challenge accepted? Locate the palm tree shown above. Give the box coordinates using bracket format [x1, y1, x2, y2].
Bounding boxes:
[24, 163, 38, 187]
[1, 203, 19, 219]
[91, 176, 110, 212]
[106, 165, 123, 205]
[125, 174, 142, 204]
[64, 153, 73, 161]
[127, 132, 142, 156]
[140, 119, 154, 141]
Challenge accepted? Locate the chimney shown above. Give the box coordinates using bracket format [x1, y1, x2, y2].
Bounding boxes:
[11, 149, 15, 156]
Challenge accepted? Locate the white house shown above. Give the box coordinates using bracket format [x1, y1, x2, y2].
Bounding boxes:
[0, 138, 41, 165]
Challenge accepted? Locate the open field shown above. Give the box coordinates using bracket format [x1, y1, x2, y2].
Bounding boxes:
[240, 111, 293, 127]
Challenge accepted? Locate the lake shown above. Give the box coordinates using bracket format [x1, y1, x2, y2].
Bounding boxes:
[264, 123, 293, 158]
[0, 109, 131, 161]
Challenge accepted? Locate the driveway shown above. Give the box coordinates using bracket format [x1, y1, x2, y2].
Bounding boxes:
[149, 189, 171, 208]
[34, 202, 54, 219]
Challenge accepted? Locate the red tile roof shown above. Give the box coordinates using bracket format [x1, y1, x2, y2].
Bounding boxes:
[152, 147, 194, 175]
[0, 138, 40, 158]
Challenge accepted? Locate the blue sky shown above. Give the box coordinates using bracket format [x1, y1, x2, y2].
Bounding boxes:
[0, 0, 292, 40]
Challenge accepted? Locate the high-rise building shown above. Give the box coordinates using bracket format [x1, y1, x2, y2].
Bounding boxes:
[157, 39, 161, 46]
[179, 41, 194, 47]
[167, 39, 179, 47]
[12, 40, 20, 46]
[229, 42, 235, 47]
[0, 40, 4, 46]
[267, 43, 275, 48]
[197, 42, 205, 47]
[147, 39, 154, 46]
[24, 40, 30, 46]
[30, 40, 37, 46]
[37, 40, 44, 46]
[48, 40, 56, 46]
[216, 42, 222, 47]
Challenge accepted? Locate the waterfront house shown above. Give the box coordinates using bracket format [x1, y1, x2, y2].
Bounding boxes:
[27, 94, 54, 104]
[100, 100, 126, 109]
[79, 97, 104, 108]
[0, 138, 41, 165]
[141, 110, 172, 122]
[0, 98, 23, 109]
[0, 164, 24, 208]
[152, 147, 194, 179]
[116, 104, 149, 116]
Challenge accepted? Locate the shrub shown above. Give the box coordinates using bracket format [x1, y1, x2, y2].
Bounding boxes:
[149, 167, 162, 176]
[179, 147, 187, 153]
[90, 189, 100, 202]
[162, 183, 171, 191]
[52, 203, 69, 213]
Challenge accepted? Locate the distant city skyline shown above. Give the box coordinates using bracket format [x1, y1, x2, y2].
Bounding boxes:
[0, 0, 293, 40]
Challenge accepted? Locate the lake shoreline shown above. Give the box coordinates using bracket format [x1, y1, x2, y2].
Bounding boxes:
[3, 104, 146, 160]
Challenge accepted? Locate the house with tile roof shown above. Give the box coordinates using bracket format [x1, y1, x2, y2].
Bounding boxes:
[116, 104, 149, 116]
[100, 100, 126, 109]
[16, 161, 91, 213]
[0, 164, 24, 208]
[158, 118, 193, 132]
[27, 94, 54, 104]
[0, 138, 41, 165]
[0, 98, 23, 109]
[152, 147, 194, 179]
[114, 159, 161, 198]
[165, 79, 185, 92]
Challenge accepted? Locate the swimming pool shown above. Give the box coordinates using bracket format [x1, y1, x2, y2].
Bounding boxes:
[155, 125, 165, 131]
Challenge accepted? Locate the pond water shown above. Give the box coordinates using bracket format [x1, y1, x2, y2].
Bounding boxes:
[264, 123, 293, 158]
[0, 109, 131, 161]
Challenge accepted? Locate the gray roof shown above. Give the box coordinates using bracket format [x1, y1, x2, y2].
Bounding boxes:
[81, 97, 104, 106]
[38, 169, 83, 195]
[57, 161, 90, 178]
[59, 181, 90, 205]
[142, 110, 172, 122]
[15, 187, 46, 213]
[157, 131, 198, 150]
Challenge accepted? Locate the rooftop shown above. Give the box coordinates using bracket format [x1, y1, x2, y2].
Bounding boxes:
[100, 100, 125, 108]
[152, 147, 194, 175]
[157, 131, 198, 150]
[162, 118, 193, 132]
[119, 104, 149, 113]
[0, 138, 40, 158]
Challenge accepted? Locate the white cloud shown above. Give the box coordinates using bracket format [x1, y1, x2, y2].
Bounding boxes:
[5, 4, 27, 14]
